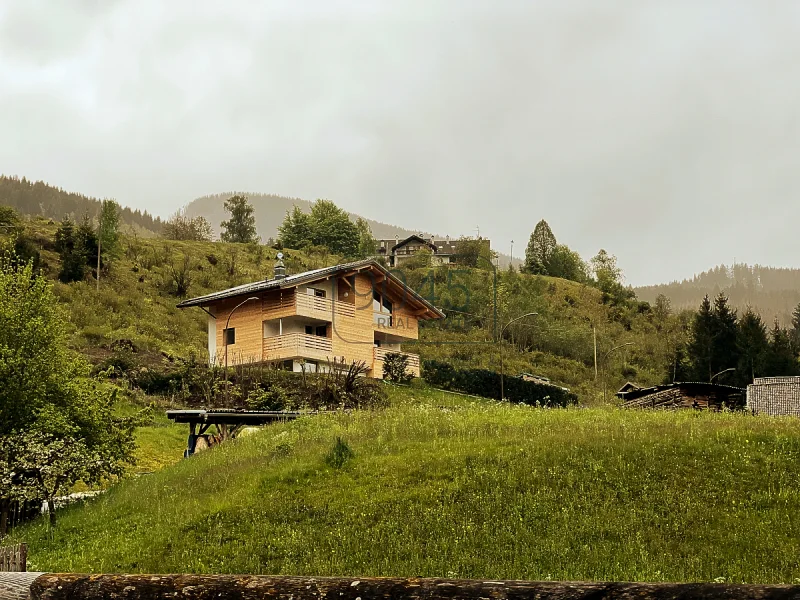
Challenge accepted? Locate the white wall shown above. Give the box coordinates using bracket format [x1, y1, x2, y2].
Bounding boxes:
[207, 314, 217, 365]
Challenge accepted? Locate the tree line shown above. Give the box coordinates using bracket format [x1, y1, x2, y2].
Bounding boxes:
[0, 175, 162, 233]
[666, 292, 800, 387]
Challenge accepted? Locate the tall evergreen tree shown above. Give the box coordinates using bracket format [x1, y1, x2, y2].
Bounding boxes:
[765, 320, 799, 376]
[791, 302, 800, 356]
[524, 220, 557, 275]
[687, 295, 715, 381]
[710, 293, 739, 380]
[736, 308, 768, 384]
[220, 195, 258, 243]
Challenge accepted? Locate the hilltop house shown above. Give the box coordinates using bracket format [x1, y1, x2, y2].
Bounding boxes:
[176, 258, 445, 378]
[376, 234, 491, 267]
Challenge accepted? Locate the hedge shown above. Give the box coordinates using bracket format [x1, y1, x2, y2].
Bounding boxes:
[422, 360, 577, 407]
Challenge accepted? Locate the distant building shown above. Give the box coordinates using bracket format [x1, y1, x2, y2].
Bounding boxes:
[376, 234, 491, 268]
[747, 377, 800, 416]
[617, 382, 745, 411]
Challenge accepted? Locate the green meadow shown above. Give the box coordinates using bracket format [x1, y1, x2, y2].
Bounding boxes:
[14, 384, 800, 584]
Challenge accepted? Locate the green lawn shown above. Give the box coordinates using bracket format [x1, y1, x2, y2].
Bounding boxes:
[15, 385, 800, 583]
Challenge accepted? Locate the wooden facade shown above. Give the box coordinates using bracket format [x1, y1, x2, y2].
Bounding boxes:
[747, 377, 800, 416]
[179, 260, 443, 378]
[618, 382, 745, 411]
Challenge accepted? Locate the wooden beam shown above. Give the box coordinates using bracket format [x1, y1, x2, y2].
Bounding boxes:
[24, 573, 800, 600]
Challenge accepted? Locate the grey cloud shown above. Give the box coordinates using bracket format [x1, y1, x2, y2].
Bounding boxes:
[1, 0, 800, 285]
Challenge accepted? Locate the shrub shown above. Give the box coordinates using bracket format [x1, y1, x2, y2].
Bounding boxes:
[422, 359, 577, 407]
[383, 352, 413, 383]
[324, 437, 354, 469]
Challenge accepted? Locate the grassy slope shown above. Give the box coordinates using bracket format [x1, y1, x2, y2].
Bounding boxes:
[16, 383, 800, 584]
[12, 217, 668, 403]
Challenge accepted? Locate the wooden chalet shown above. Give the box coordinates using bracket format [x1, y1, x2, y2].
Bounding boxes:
[376, 234, 491, 267]
[747, 376, 800, 416]
[617, 382, 746, 411]
[176, 258, 445, 378]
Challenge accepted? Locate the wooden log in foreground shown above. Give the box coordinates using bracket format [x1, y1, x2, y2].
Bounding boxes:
[0, 574, 787, 600]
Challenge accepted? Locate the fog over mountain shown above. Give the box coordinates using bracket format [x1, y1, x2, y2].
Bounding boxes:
[2, 1, 800, 285]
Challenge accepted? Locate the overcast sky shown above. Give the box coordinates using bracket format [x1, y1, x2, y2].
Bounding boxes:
[2, 0, 800, 286]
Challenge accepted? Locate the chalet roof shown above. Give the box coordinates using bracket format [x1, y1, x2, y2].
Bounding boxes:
[617, 382, 642, 394]
[617, 381, 745, 401]
[391, 235, 437, 252]
[175, 258, 446, 318]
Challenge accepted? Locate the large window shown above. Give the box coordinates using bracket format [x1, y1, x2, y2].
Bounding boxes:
[223, 327, 236, 345]
[373, 291, 393, 326]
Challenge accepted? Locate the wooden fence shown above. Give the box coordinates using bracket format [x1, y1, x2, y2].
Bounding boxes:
[0, 544, 26, 573]
[1, 573, 800, 600]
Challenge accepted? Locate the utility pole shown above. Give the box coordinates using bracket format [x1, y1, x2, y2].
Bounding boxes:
[499, 312, 538, 400]
[593, 326, 598, 380]
[96, 236, 101, 292]
[510, 240, 514, 264]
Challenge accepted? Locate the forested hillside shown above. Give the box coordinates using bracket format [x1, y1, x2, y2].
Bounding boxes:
[185, 192, 520, 268]
[0, 175, 163, 234]
[637, 263, 800, 326]
[1, 213, 673, 403]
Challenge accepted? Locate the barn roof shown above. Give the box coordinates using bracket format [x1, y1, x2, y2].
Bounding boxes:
[176, 258, 445, 319]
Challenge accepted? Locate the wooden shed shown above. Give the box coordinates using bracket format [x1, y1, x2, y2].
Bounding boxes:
[618, 382, 745, 411]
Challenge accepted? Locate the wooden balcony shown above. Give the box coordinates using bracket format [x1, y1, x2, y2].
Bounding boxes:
[373, 347, 421, 378]
[263, 333, 333, 362]
[263, 291, 356, 322]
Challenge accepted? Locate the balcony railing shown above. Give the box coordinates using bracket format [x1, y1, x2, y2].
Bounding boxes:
[373, 347, 420, 369]
[263, 333, 333, 361]
[263, 292, 356, 320]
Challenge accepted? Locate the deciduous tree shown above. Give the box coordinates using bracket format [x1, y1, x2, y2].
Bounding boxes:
[524, 220, 557, 275]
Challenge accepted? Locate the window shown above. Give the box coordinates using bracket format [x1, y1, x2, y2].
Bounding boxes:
[315, 325, 327, 337]
[305, 325, 313, 335]
[307, 287, 326, 298]
[223, 328, 235, 345]
[373, 290, 393, 326]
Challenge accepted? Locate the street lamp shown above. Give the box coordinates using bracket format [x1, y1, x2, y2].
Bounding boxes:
[499, 312, 538, 400]
[224, 296, 260, 406]
[603, 342, 634, 403]
[710, 367, 736, 383]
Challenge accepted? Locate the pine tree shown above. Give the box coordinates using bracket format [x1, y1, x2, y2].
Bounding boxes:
[710, 293, 739, 380]
[687, 295, 714, 381]
[220, 195, 258, 244]
[791, 302, 800, 356]
[765, 320, 799, 376]
[736, 308, 768, 384]
[524, 220, 556, 275]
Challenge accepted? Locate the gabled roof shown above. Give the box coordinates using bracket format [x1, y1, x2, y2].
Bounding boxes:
[392, 235, 437, 252]
[176, 258, 445, 319]
[617, 381, 641, 394]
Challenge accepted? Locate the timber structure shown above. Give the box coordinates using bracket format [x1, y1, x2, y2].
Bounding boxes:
[3, 573, 800, 600]
[166, 409, 302, 457]
[177, 259, 444, 379]
[618, 382, 745, 411]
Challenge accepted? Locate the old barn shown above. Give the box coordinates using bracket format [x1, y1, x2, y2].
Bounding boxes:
[617, 382, 745, 411]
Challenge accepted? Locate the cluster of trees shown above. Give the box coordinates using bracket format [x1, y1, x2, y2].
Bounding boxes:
[54, 200, 121, 285]
[277, 199, 376, 259]
[0, 175, 161, 233]
[162, 209, 213, 242]
[672, 293, 800, 386]
[523, 220, 635, 306]
[1, 247, 140, 532]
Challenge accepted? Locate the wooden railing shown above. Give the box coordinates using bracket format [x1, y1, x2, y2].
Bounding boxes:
[263, 333, 332, 360]
[0, 543, 26, 572]
[263, 293, 355, 320]
[8, 573, 800, 600]
[373, 347, 420, 368]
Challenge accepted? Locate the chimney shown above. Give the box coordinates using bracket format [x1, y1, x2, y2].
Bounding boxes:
[273, 253, 286, 280]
